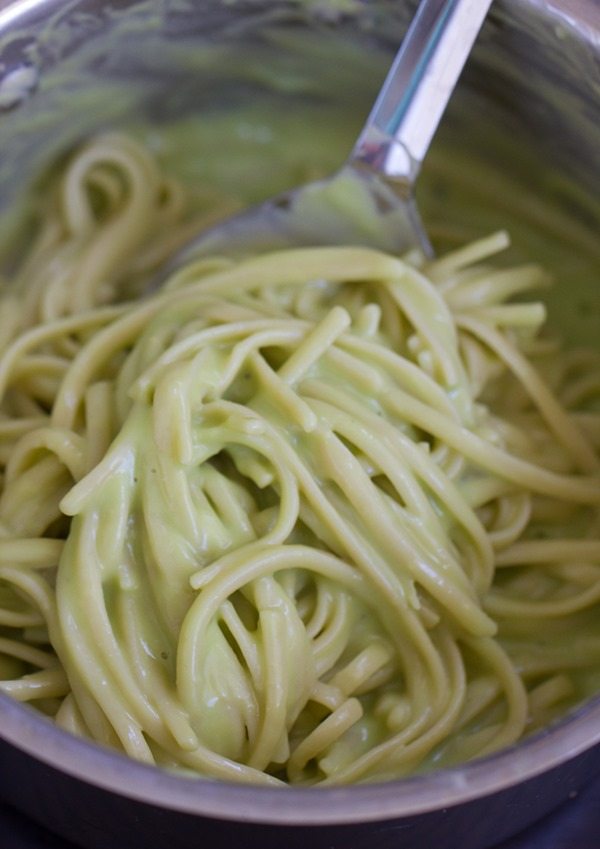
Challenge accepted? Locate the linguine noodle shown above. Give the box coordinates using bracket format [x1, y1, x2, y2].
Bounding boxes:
[0, 134, 598, 785]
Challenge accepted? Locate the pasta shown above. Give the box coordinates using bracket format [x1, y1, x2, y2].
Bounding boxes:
[0, 133, 599, 785]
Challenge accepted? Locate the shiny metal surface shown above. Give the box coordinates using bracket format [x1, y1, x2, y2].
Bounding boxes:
[1, 686, 600, 824]
[0, 1, 598, 846]
[171, 0, 493, 263]
[353, 0, 492, 183]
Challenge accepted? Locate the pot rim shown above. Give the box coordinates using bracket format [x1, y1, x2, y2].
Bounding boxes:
[1, 691, 600, 824]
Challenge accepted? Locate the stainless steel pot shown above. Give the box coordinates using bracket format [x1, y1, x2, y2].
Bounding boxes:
[0, 2, 598, 848]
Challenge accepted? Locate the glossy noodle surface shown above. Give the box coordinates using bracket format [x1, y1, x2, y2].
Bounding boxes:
[0, 135, 599, 785]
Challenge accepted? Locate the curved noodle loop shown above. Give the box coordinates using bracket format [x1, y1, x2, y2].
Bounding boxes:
[0, 134, 599, 784]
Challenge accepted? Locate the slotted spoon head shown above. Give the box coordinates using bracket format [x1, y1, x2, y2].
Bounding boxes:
[163, 0, 492, 270]
[171, 163, 432, 265]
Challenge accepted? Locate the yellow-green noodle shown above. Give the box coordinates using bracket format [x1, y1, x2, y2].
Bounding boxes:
[0, 134, 599, 785]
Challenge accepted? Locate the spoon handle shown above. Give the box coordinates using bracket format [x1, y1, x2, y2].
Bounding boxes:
[352, 0, 493, 192]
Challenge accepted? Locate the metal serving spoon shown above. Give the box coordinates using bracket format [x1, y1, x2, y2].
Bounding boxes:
[171, 0, 493, 265]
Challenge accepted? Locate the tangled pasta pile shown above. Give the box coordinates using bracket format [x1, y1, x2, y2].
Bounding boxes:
[0, 134, 599, 785]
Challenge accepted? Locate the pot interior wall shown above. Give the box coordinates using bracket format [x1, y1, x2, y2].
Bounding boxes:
[0, 0, 598, 340]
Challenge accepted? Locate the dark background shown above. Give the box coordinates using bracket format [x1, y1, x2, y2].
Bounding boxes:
[2, 769, 599, 849]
